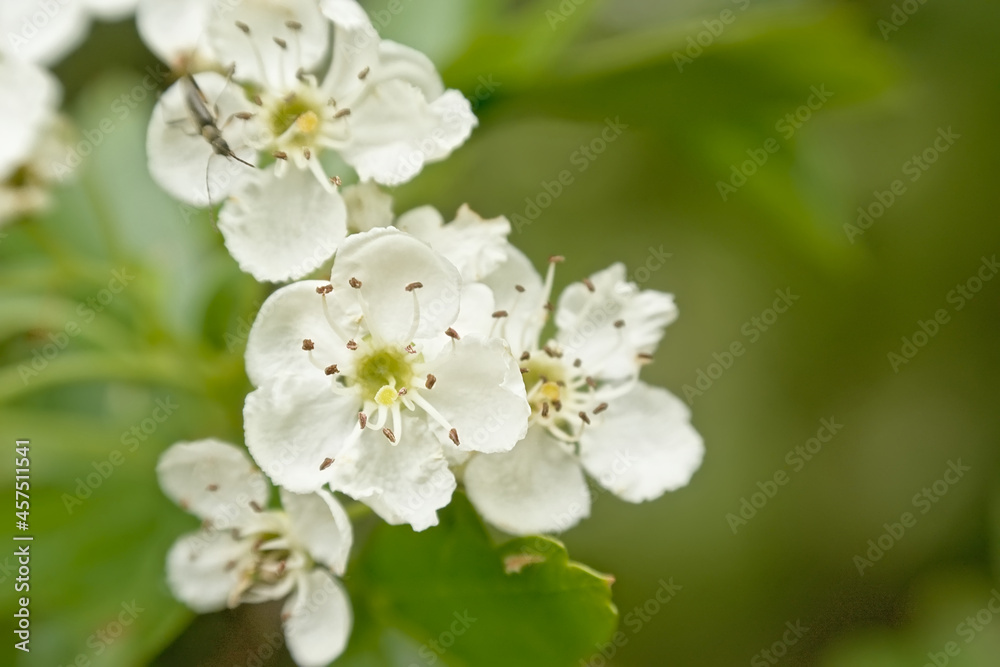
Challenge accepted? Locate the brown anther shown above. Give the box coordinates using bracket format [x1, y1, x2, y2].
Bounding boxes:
[541, 402, 549, 417]
[249, 500, 263, 513]
[303, 148, 311, 160]
[445, 327, 460, 340]
[515, 284, 526, 293]
[273, 37, 287, 49]
[552, 399, 563, 411]
[542, 345, 562, 358]
[283, 92, 296, 104]
[320, 457, 334, 471]
[273, 151, 288, 160]
[425, 374, 437, 389]
[573, 358, 582, 367]
[285, 19, 303, 30]
[405, 281, 423, 291]
[492, 310, 508, 318]
[206, 484, 219, 492]
[398, 387, 407, 396]
[324, 364, 339, 375]
[586, 376, 597, 388]
[231, 528, 240, 540]
[295, 67, 307, 82]
[382, 427, 396, 443]
[234, 111, 253, 120]
[281, 612, 291, 622]
[329, 175, 343, 187]
[346, 340, 358, 350]
[520, 368, 529, 374]
[276, 561, 287, 575]
[449, 428, 460, 446]
[358, 66, 370, 80]
[583, 278, 595, 292]
[302, 338, 315, 350]
[334, 108, 351, 118]
[593, 402, 609, 414]
[637, 353, 654, 363]
[520, 351, 530, 361]
[578, 411, 591, 425]
[235, 20, 250, 33]
[539, 375, 548, 383]
[327, 97, 337, 107]
[316, 284, 333, 294]
[548, 255, 565, 264]
[544, 301, 554, 312]
[349, 277, 362, 288]
[225, 559, 237, 571]
[405, 344, 416, 354]
[358, 412, 367, 428]
[614, 319, 625, 328]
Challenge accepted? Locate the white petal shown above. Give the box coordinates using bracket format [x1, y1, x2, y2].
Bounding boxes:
[464, 427, 590, 535]
[372, 39, 445, 99]
[321, 22, 380, 105]
[579, 383, 704, 503]
[328, 227, 462, 343]
[397, 204, 510, 282]
[282, 569, 352, 667]
[280, 488, 353, 576]
[166, 529, 248, 613]
[481, 244, 546, 354]
[146, 73, 256, 207]
[328, 418, 456, 531]
[245, 280, 348, 387]
[0, 1, 89, 65]
[337, 82, 476, 186]
[219, 165, 347, 282]
[244, 373, 360, 493]
[207, 0, 328, 87]
[157, 439, 269, 525]
[0, 58, 60, 180]
[83, 0, 138, 20]
[319, 0, 373, 30]
[342, 180, 393, 232]
[136, 0, 211, 68]
[556, 263, 678, 380]
[423, 335, 529, 454]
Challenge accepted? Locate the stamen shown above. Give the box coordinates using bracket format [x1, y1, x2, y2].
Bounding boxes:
[382, 427, 395, 443]
[578, 411, 591, 425]
[329, 175, 343, 187]
[445, 328, 460, 340]
[449, 428, 460, 446]
[425, 373, 436, 389]
[492, 310, 508, 318]
[206, 484, 219, 491]
[586, 376, 597, 388]
[358, 66, 370, 80]
[273, 151, 288, 160]
[614, 319, 625, 328]
[285, 20, 302, 30]
[319, 457, 334, 470]
[541, 402, 549, 417]
[358, 412, 367, 428]
[302, 339, 314, 351]
[273, 37, 287, 49]
[520, 351, 530, 361]
[334, 108, 351, 118]
[349, 277, 362, 288]
[552, 399, 562, 411]
[235, 21, 250, 33]
[346, 340, 358, 350]
[573, 358, 582, 367]
[234, 111, 254, 120]
[405, 281, 423, 291]
[303, 148, 311, 160]
[249, 501, 263, 513]
[593, 402, 609, 414]
[515, 284, 526, 293]
[583, 278, 595, 292]
[405, 344, 417, 354]
[316, 284, 333, 294]
[324, 364, 339, 375]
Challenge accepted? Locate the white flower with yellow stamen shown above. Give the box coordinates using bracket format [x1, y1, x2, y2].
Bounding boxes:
[462, 256, 705, 535]
[243, 227, 530, 530]
[158, 439, 353, 667]
[143, 0, 476, 283]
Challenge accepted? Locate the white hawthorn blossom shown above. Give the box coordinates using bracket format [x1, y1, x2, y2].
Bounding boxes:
[1, 0, 138, 65]
[143, 0, 477, 282]
[0, 56, 68, 226]
[461, 255, 705, 535]
[158, 439, 353, 667]
[243, 227, 530, 531]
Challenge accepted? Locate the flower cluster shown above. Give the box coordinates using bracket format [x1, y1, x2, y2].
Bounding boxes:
[121, 1, 699, 664]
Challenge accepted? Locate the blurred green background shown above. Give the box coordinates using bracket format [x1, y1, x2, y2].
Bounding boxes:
[2, 0, 999, 665]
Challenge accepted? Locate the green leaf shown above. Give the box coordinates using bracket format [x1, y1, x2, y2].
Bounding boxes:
[343, 494, 618, 667]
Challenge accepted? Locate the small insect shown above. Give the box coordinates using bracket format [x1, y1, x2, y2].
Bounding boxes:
[180, 73, 254, 169]
[174, 72, 255, 221]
